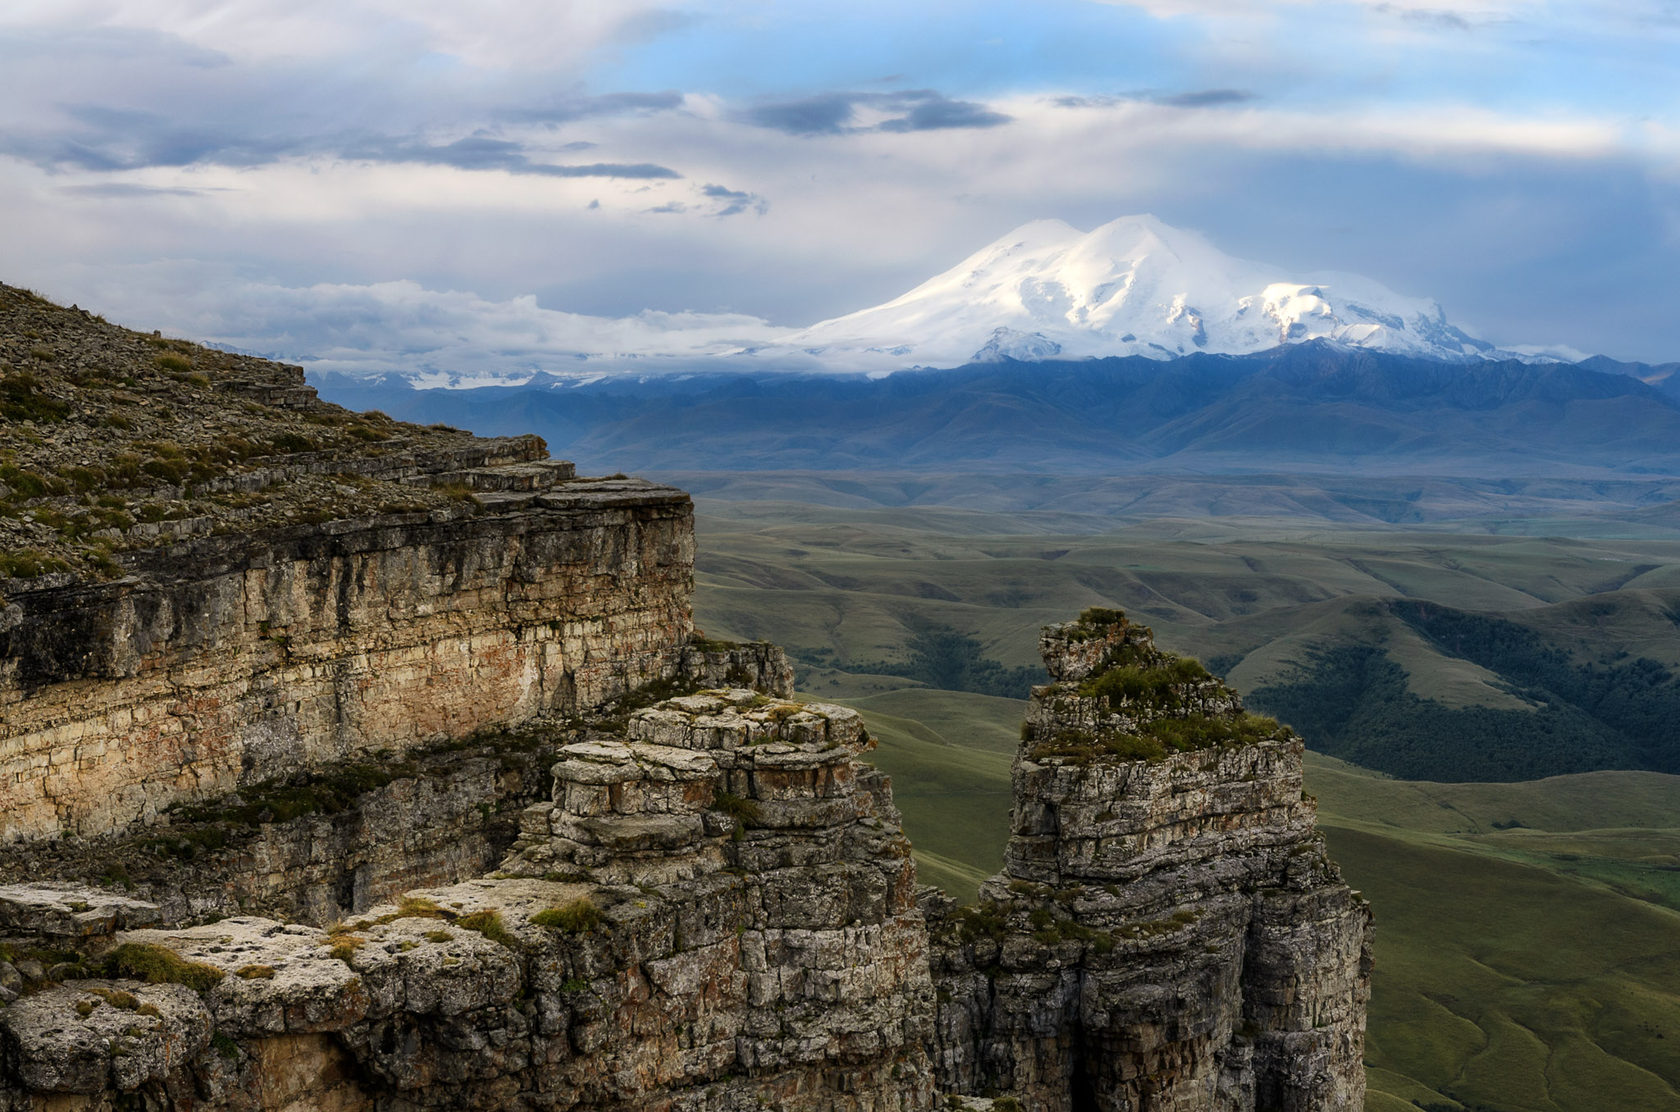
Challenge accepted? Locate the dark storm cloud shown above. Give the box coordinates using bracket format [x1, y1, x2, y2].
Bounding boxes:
[744, 90, 1012, 136]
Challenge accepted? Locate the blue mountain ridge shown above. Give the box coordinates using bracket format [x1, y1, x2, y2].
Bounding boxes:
[309, 341, 1680, 478]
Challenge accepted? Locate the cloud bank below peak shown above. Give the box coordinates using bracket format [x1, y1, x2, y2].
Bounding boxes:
[126, 278, 795, 385]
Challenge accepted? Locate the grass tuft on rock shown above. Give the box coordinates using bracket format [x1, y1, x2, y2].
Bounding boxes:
[531, 897, 604, 934]
[457, 909, 520, 949]
[326, 934, 367, 964]
[100, 942, 225, 992]
[710, 790, 762, 834]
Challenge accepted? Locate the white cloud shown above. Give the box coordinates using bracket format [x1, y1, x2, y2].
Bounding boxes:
[1018, 95, 1626, 163]
[37, 267, 793, 382]
[5, 80, 1671, 363]
[1095, 0, 1537, 20]
[0, 0, 695, 67]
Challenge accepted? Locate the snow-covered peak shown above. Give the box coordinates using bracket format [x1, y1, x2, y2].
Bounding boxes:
[775, 215, 1504, 371]
[312, 215, 1556, 383]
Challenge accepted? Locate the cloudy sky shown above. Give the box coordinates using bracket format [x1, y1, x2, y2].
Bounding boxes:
[3, 0, 1679, 375]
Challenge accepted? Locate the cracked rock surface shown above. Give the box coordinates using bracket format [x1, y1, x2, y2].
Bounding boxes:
[0, 687, 938, 1111]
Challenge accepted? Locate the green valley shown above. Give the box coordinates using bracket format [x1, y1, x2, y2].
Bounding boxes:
[687, 483, 1680, 1111]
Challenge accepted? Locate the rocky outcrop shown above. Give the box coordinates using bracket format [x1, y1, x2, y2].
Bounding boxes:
[0, 606, 1368, 1111]
[0, 731, 555, 926]
[0, 460, 699, 842]
[0, 640, 794, 927]
[925, 609, 1372, 1111]
[0, 688, 936, 1111]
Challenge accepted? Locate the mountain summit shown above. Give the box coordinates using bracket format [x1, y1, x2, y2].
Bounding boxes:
[276, 216, 1551, 383]
[776, 215, 1500, 371]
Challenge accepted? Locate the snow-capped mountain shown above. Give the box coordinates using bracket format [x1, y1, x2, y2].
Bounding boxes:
[769, 215, 1502, 372]
[271, 215, 1547, 385]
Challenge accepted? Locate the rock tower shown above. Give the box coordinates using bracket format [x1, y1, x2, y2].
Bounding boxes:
[927, 609, 1372, 1111]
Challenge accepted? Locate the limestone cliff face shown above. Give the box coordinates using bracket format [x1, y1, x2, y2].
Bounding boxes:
[0, 450, 698, 842]
[0, 689, 936, 1112]
[0, 640, 791, 927]
[926, 611, 1372, 1111]
[0, 607, 1368, 1112]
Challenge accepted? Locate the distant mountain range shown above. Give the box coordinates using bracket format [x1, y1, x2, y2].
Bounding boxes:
[307, 218, 1680, 480]
[294, 214, 1616, 385]
[313, 342, 1680, 478]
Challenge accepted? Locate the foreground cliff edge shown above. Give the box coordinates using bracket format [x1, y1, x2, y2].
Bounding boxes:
[0, 285, 1368, 1109]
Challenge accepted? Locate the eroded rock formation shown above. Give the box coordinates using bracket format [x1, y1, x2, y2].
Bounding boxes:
[0, 689, 937, 1112]
[0, 608, 1370, 1112]
[0, 458, 697, 843]
[926, 611, 1372, 1111]
[0, 287, 1366, 1110]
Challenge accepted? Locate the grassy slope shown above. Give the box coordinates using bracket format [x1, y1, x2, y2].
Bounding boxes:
[0, 284, 487, 581]
[837, 688, 1021, 898]
[695, 506, 1680, 673]
[1314, 755, 1680, 1112]
[693, 498, 1680, 1110]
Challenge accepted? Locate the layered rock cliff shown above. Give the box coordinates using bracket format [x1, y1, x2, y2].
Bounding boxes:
[926, 610, 1372, 1111]
[0, 459, 703, 842]
[0, 688, 938, 1112]
[0, 612, 1369, 1112]
[0, 287, 1367, 1110]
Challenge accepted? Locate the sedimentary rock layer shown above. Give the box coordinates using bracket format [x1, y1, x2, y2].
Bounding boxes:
[0, 641, 792, 926]
[0, 690, 937, 1111]
[927, 611, 1373, 1112]
[1, 474, 696, 842]
[0, 736, 554, 926]
[0, 610, 1370, 1112]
